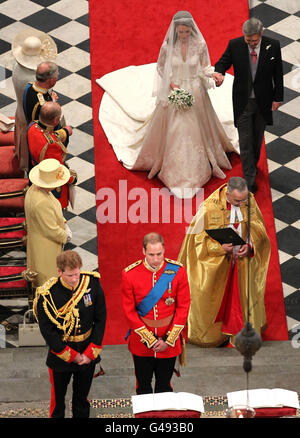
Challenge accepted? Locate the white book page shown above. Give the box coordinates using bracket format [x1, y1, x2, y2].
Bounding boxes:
[131, 394, 155, 414]
[273, 388, 300, 409]
[153, 392, 179, 411]
[228, 388, 300, 408]
[248, 389, 276, 407]
[132, 392, 204, 413]
[177, 392, 204, 412]
[228, 389, 274, 408]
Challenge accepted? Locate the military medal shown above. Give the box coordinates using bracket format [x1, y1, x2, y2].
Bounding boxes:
[83, 290, 92, 307]
[165, 282, 175, 306]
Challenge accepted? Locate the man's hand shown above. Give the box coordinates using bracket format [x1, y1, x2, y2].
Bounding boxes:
[222, 243, 233, 254]
[272, 101, 281, 111]
[212, 72, 224, 87]
[65, 125, 73, 136]
[237, 244, 250, 258]
[170, 82, 180, 90]
[51, 91, 58, 102]
[77, 354, 92, 365]
[152, 339, 168, 353]
[72, 353, 91, 365]
[73, 353, 83, 364]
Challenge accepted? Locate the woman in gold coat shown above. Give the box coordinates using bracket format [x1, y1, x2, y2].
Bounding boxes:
[178, 177, 270, 347]
[25, 159, 69, 288]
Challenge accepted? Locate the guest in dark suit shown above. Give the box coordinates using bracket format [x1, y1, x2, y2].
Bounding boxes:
[213, 18, 284, 193]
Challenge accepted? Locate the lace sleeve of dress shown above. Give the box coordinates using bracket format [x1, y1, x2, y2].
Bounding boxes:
[198, 41, 214, 77]
[156, 43, 167, 78]
[197, 41, 214, 90]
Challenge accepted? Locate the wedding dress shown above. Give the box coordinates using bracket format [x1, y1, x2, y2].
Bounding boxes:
[97, 11, 239, 198]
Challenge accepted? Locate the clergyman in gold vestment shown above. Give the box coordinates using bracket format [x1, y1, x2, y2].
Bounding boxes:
[25, 159, 69, 288]
[178, 177, 270, 347]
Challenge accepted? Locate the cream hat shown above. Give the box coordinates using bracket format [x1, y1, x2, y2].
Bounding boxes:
[12, 28, 57, 70]
[29, 159, 70, 188]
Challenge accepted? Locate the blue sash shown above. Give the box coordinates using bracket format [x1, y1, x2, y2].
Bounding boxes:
[137, 262, 180, 316]
[125, 262, 180, 340]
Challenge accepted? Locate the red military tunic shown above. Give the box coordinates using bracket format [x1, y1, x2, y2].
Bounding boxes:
[122, 258, 190, 358]
[27, 121, 76, 208]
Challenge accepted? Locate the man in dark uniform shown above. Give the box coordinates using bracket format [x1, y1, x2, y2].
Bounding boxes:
[122, 232, 190, 394]
[33, 250, 107, 418]
[23, 61, 59, 123]
[213, 18, 283, 193]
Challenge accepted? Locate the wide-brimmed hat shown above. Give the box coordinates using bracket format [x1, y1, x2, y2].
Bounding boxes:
[12, 28, 57, 70]
[29, 159, 70, 188]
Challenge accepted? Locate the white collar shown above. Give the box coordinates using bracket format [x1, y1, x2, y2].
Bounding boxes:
[228, 204, 243, 238]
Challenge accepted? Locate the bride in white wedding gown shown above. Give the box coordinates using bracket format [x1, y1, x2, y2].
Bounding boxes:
[97, 11, 239, 198]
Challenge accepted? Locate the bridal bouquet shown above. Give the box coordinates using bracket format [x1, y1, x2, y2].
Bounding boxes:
[168, 88, 195, 110]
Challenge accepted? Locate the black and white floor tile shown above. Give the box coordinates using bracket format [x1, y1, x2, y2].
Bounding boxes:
[0, 0, 99, 272]
[0, 0, 299, 339]
[249, 0, 300, 337]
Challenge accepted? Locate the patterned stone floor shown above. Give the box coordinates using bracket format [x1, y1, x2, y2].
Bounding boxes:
[250, 0, 300, 337]
[0, 0, 299, 343]
[0, 396, 298, 418]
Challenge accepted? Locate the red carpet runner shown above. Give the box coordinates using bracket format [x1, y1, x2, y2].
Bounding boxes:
[89, 0, 288, 344]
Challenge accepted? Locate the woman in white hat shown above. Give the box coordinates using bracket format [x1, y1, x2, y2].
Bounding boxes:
[11, 28, 57, 171]
[25, 159, 71, 288]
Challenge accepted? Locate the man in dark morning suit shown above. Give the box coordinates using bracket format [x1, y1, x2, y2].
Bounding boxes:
[213, 18, 284, 193]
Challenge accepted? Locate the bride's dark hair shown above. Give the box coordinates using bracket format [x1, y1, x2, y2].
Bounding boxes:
[172, 11, 197, 44]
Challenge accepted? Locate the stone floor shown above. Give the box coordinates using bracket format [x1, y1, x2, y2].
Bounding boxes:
[0, 0, 299, 422]
[0, 340, 300, 418]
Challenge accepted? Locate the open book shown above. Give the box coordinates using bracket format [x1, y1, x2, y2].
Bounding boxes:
[131, 392, 204, 414]
[227, 388, 300, 409]
[205, 227, 246, 246]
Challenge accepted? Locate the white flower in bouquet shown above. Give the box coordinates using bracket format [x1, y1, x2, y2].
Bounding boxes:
[168, 88, 195, 110]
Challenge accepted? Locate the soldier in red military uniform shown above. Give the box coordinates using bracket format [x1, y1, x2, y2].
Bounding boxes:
[122, 232, 190, 394]
[27, 101, 76, 209]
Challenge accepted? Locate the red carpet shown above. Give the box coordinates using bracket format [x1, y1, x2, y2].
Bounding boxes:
[89, 0, 288, 344]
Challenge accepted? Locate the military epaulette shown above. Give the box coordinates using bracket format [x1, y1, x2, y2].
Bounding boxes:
[81, 270, 101, 279]
[55, 128, 67, 143]
[33, 277, 58, 322]
[36, 276, 59, 296]
[165, 258, 183, 267]
[124, 260, 142, 272]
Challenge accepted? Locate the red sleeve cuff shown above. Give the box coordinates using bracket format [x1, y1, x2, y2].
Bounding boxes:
[51, 346, 78, 363]
[83, 343, 102, 361]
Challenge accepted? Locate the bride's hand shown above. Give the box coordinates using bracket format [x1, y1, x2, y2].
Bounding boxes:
[170, 82, 180, 90]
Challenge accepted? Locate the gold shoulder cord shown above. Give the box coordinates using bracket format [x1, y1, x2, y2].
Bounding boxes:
[33, 277, 58, 322]
[31, 102, 40, 121]
[34, 275, 90, 342]
[81, 270, 101, 278]
[165, 258, 183, 267]
[124, 260, 142, 272]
